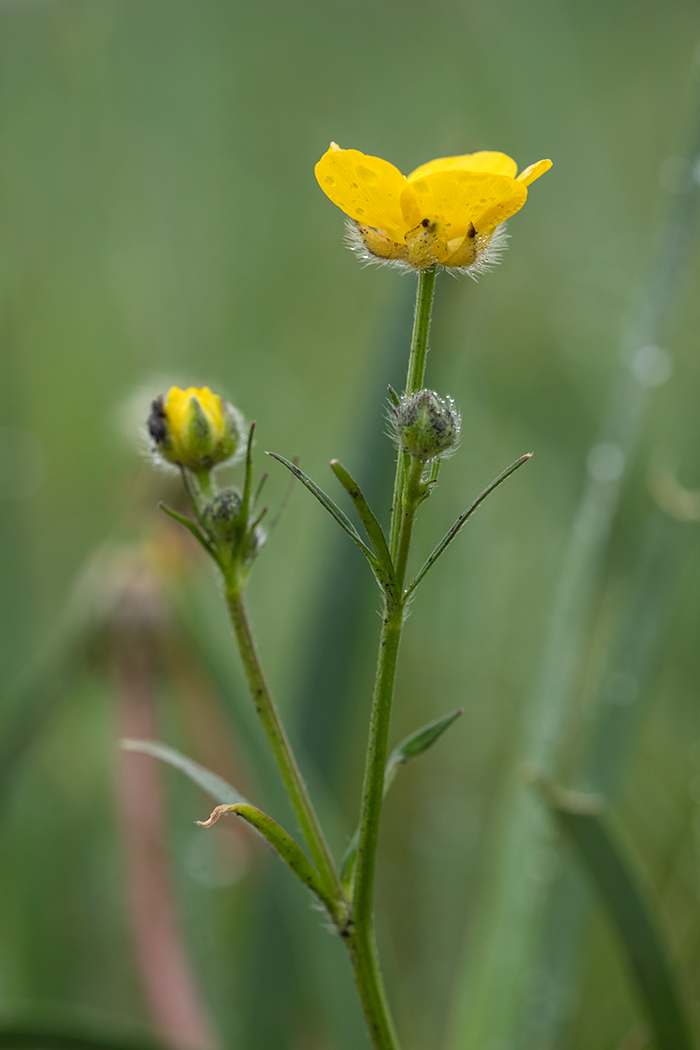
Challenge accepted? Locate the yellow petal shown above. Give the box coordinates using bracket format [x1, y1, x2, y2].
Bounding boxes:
[400, 170, 527, 239]
[516, 158, 552, 186]
[407, 151, 517, 182]
[166, 386, 223, 438]
[356, 223, 409, 261]
[315, 147, 407, 240]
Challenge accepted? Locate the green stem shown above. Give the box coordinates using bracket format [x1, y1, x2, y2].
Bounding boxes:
[351, 604, 403, 1050]
[224, 574, 345, 918]
[394, 458, 425, 591]
[405, 266, 437, 395]
[194, 470, 215, 501]
[350, 268, 438, 1050]
[389, 266, 437, 561]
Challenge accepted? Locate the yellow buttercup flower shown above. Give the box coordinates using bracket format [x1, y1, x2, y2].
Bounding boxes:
[315, 144, 551, 273]
[148, 385, 242, 472]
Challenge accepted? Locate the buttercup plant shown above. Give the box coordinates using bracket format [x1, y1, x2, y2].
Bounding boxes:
[137, 142, 550, 1050]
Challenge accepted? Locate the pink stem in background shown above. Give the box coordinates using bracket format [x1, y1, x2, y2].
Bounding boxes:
[114, 635, 218, 1050]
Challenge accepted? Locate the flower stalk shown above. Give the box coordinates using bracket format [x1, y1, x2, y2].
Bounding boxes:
[389, 266, 437, 559]
[350, 268, 438, 1049]
[223, 568, 346, 919]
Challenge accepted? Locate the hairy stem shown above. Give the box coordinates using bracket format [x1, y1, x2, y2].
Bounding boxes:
[351, 268, 438, 1050]
[224, 575, 345, 915]
[389, 266, 437, 561]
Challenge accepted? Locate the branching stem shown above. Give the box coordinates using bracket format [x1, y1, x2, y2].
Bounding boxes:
[350, 267, 437, 1050]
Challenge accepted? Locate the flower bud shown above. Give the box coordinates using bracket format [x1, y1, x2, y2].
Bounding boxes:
[201, 488, 242, 545]
[202, 488, 265, 566]
[148, 386, 242, 471]
[393, 389, 461, 461]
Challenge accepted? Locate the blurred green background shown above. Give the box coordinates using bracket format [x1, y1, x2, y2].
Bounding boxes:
[2, 1, 700, 1048]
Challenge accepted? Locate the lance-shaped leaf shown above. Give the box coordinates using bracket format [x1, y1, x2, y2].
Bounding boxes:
[532, 770, 694, 1050]
[158, 503, 219, 562]
[240, 422, 256, 526]
[405, 453, 532, 598]
[267, 452, 376, 565]
[330, 459, 395, 583]
[384, 707, 463, 793]
[197, 802, 333, 909]
[340, 709, 463, 888]
[122, 738, 248, 806]
[121, 739, 332, 910]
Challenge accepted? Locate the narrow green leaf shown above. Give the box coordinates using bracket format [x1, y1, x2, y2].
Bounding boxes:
[240, 422, 256, 526]
[329, 459, 395, 581]
[534, 773, 695, 1050]
[199, 802, 333, 909]
[340, 829, 360, 890]
[122, 739, 333, 910]
[405, 454, 532, 598]
[384, 707, 463, 793]
[157, 503, 219, 562]
[340, 709, 463, 891]
[121, 738, 248, 806]
[267, 452, 376, 563]
[253, 470, 269, 506]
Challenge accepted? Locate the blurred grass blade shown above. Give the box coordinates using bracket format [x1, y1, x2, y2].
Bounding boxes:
[405, 454, 532, 597]
[384, 707, 463, 793]
[0, 1028, 172, 1050]
[266, 452, 376, 564]
[329, 459, 395, 579]
[341, 708, 463, 889]
[121, 738, 248, 806]
[447, 67, 700, 1050]
[198, 801, 333, 908]
[527, 512, 690, 1044]
[535, 776, 695, 1050]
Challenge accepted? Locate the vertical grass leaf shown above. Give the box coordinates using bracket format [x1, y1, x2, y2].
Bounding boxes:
[532, 771, 695, 1050]
[0, 1027, 172, 1050]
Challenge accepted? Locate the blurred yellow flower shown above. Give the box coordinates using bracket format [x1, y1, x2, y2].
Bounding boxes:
[315, 144, 551, 272]
[148, 385, 241, 472]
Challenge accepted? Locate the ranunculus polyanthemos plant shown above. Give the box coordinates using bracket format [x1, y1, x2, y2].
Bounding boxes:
[134, 142, 550, 1050]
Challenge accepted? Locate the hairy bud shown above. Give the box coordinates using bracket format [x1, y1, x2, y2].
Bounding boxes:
[148, 386, 243, 472]
[393, 389, 461, 461]
[202, 488, 242, 545]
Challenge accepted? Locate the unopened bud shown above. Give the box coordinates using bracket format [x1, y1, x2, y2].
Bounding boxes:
[148, 386, 243, 471]
[393, 389, 461, 461]
[202, 488, 242, 545]
[202, 488, 265, 565]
